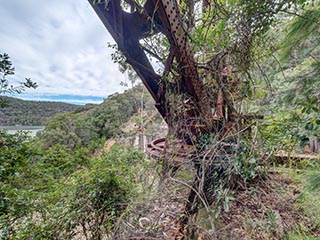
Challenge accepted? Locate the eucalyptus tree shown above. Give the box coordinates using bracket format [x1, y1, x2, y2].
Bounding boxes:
[0, 53, 37, 107]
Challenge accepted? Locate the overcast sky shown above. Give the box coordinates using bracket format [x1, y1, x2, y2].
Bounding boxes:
[0, 0, 128, 104]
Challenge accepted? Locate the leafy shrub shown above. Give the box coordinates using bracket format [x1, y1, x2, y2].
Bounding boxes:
[1, 139, 144, 239]
[70, 145, 144, 238]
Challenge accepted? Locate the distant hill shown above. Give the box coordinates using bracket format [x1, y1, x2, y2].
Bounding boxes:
[34, 84, 165, 149]
[0, 96, 83, 126]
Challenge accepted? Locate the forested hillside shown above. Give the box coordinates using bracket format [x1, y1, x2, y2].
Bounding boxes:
[0, 84, 163, 239]
[0, 96, 81, 126]
[36, 84, 162, 149]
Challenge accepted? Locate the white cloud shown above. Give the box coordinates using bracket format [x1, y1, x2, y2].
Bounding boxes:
[0, 0, 127, 100]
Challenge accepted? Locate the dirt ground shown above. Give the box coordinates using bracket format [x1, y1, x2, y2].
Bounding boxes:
[112, 168, 319, 240]
[198, 173, 319, 240]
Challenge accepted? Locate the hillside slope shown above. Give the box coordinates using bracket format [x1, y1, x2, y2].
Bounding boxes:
[0, 96, 81, 126]
[36, 84, 165, 149]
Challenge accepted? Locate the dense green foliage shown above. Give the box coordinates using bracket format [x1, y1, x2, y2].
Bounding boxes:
[37, 84, 155, 150]
[0, 85, 154, 239]
[258, 1, 320, 153]
[0, 130, 145, 239]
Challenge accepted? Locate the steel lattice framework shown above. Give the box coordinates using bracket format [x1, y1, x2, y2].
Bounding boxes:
[88, 2, 264, 237]
[88, 0, 216, 140]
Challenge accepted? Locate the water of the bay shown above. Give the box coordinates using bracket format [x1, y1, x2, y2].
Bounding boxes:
[0, 126, 44, 137]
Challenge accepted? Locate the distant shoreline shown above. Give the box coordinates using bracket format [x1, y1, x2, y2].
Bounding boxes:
[0, 126, 44, 137]
[0, 126, 44, 130]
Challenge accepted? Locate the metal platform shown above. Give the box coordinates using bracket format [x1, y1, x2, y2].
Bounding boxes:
[146, 137, 195, 162]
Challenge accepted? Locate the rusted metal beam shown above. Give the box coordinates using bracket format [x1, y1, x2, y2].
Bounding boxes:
[89, 0, 215, 139]
[150, 0, 213, 128]
[88, 0, 167, 119]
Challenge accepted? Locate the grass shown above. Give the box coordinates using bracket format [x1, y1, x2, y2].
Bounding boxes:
[192, 163, 320, 239]
[286, 232, 320, 240]
[284, 163, 320, 239]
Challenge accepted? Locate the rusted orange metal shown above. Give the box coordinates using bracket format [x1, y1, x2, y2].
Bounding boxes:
[156, 0, 213, 126]
[88, 0, 167, 119]
[88, 0, 213, 137]
[146, 137, 195, 162]
[88, 0, 260, 147]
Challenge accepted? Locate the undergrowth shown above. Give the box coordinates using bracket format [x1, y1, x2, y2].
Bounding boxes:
[285, 163, 320, 239]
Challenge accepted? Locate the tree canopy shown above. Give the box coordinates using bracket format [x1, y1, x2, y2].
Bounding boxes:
[0, 53, 38, 107]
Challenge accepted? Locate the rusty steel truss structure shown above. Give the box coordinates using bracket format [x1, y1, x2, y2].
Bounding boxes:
[88, 0, 259, 150]
[88, 0, 217, 139]
[88, 1, 264, 237]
